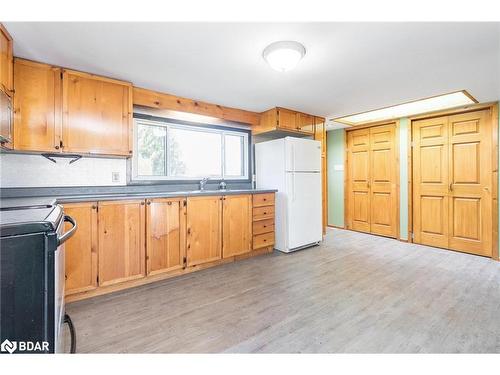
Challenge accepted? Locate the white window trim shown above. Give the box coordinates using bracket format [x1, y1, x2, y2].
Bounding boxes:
[132, 118, 249, 181]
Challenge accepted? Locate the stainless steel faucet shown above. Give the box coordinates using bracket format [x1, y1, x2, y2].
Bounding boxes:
[199, 177, 209, 191]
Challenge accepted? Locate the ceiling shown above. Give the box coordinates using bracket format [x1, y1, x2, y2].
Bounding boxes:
[5, 22, 500, 130]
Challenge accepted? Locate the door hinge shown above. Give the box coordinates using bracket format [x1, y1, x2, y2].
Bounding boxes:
[60, 71, 63, 80]
[96, 275, 99, 284]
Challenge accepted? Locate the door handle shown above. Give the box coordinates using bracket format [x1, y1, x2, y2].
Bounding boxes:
[57, 215, 77, 246]
[449, 183, 453, 191]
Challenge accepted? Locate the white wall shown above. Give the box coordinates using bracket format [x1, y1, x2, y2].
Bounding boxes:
[0, 153, 127, 187]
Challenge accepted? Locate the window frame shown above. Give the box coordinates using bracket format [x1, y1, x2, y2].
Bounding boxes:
[131, 114, 251, 183]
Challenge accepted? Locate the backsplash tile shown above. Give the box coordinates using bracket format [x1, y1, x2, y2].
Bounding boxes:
[0, 153, 127, 187]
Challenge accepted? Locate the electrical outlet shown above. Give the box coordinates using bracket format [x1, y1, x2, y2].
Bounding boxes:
[111, 172, 120, 183]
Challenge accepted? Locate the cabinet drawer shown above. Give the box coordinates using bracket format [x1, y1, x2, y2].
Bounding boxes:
[253, 193, 275, 207]
[253, 219, 274, 235]
[253, 205, 275, 221]
[253, 232, 275, 250]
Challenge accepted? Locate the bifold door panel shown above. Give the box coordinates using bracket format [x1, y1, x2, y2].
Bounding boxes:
[346, 123, 398, 238]
[412, 109, 492, 257]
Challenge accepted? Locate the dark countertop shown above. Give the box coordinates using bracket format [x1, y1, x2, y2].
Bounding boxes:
[0, 188, 277, 209]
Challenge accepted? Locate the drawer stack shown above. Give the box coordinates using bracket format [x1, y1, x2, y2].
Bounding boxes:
[252, 193, 275, 251]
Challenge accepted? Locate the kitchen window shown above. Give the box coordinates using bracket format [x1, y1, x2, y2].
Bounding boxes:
[132, 116, 250, 181]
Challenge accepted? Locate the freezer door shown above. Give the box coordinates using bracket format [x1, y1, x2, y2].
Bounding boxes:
[286, 172, 323, 250]
[285, 137, 321, 172]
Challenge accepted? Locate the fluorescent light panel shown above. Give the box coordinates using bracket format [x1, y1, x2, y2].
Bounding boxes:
[333, 91, 477, 125]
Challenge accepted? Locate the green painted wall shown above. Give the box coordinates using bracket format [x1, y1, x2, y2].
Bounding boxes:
[399, 118, 409, 240]
[327, 129, 345, 227]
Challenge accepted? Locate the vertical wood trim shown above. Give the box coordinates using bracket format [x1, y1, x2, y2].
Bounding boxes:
[492, 103, 499, 260]
[408, 119, 413, 243]
[395, 120, 401, 240]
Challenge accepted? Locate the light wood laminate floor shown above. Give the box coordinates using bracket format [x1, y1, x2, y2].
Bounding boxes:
[66, 228, 500, 353]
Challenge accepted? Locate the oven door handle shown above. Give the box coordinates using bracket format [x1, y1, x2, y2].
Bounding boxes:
[57, 215, 77, 246]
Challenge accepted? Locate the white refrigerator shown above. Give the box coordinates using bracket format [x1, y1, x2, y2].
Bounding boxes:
[255, 137, 323, 253]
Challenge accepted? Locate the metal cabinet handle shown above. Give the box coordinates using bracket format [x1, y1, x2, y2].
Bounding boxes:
[57, 215, 77, 246]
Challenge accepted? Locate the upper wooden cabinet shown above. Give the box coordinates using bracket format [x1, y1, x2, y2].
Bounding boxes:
[254, 107, 317, 136]
[186, 195, 222, 267]
[97, 200, 146, 286]
[222, 195, 252, 258]
[13, 59, 62, 152]
[11, 58, 132, 156]
[0, 24, 13, 96]
[146, 197, 187, 275]
[63, 202, 98, 296]
[62, 70, 132, 156]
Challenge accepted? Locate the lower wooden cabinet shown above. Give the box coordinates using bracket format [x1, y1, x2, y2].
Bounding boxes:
[64, 193, 275, 302]
[97, 200, 146, 286]
[186, 195, 222, 267]
[146, 198, 186, 275]
[222, 195, 252, 258]
[63, 202, 98, 296]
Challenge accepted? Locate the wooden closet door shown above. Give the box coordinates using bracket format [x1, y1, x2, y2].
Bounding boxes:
[146, 198, 186, 275]
[347, 128, 371, 233]
[412, 116, 450, 248]
[369, 124, 397, 237]
[447, 110, 492, 256]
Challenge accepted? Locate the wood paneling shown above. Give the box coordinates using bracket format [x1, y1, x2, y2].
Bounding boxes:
[62, 69, 132, 156]
[13, 59, 62, 152]
[63, 202, 98, 296]
[346, 123, 398, 238]
[186, 196, 222, 266]
[133, 86, 260, 126]
[222, 195, 252, 258]
[146, 198, 186, 276]
[0, 23, 13, 95]
[412, 109, 492, 257]
[97, 200, 146, 286]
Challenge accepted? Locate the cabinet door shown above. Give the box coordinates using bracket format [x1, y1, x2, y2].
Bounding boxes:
[222, 195, 252, 258]
[146, 198, 186, 275]
[62, 70, 132, 156]
[0, 24, 13, 95]
[296, 113, 314, 134]
[277, 108, 297, 130]
[98, 200, 146, 286]
[63, 202, 98, 296]
[13, 59, 62, 152]
[186, 196, 222, 267]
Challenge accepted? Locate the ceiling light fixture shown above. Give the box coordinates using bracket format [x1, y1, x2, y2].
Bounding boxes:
[332, 91, 477, 125]
[263, 41, 306, 72]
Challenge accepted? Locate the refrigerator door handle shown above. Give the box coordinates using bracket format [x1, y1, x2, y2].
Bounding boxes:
[292, 173, 296, 202]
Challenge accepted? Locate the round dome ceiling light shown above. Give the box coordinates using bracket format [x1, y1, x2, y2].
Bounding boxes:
[263, 41, 306, 72]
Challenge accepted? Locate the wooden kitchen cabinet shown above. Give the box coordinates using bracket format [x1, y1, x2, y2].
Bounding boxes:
[252, 193, 276, 250]
[63, 202, 98, 296]
[254, 107, 316, 136]
[62, 69, 132, 156]
[0, 23, 13, 96]
[146, 197, 187, 275]
[222, 195, 252, 258]
[13, 59, 62, 152]
[186, 196, 222, 267]
[277, 107, 298, 130]
[296, 112, 315, 133]
[97, 200, 146, 286]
